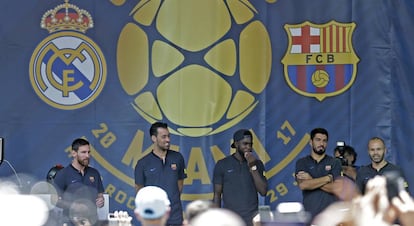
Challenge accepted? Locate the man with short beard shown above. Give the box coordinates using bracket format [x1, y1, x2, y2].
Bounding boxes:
[134, 122, 187, 226]
[355, 136, 408, 194]
[295, 128, 342, 220]
[53, 138, 105, 226]
[213, 129, 268, 226]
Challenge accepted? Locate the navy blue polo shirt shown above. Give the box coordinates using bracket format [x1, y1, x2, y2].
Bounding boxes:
[134, 150, 187, 225]
[355, 162, 405, 194]
[213, 154, 266, 226]
[295, 155, 342, 218]
[53, 164, 104, 215]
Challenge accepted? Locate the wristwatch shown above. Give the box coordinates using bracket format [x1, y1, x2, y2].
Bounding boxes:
[250, 165, 257, 171]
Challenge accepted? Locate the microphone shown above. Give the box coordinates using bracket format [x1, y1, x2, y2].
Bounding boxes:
[0, 137, 3, 165]
[3, 159, 23, 188]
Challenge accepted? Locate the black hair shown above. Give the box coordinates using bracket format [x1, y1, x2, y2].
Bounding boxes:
[149, 122, 168, 137]
[310, 128, 329, 140]
[71, 138, 90, 152]
[343, 145, 357, 165]
[369, 136, 385, 146]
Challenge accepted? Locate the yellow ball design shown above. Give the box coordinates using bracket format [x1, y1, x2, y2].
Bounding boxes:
[117, 0, 272, 137]
[311, 70, 330, 88]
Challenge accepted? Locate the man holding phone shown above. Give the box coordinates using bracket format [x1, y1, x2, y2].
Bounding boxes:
[213, 129, 268, 226]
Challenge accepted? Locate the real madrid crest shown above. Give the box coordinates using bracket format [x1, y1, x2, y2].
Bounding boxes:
[29, 0, 107, 110]
[282, 21, 359, 101]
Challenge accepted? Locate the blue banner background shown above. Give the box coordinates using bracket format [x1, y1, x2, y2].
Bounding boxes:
[1, 0, 414, 225]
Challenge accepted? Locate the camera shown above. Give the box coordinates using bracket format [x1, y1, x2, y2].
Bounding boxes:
[335, 141, 348, 166]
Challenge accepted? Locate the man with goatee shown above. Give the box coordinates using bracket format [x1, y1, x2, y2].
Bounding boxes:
[53, 138, 105, 226]
[295, 128, 342, 219]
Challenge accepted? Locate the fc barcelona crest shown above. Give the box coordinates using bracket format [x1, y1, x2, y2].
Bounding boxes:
[282, 21, 359, 101]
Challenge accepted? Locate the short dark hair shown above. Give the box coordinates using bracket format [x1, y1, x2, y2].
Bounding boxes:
[368, 136, 385, 146]
[310, 128, 329, 140]
[343, 145, 357, 164]
[149, 122, 168, 137]
[72, 138, 90, 152]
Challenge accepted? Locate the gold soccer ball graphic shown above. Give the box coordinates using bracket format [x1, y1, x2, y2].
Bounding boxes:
[311, 70, 330, 88]
[117, 0, 271, 137]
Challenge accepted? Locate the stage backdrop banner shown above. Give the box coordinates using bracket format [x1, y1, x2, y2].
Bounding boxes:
[1, 0, 414, 225]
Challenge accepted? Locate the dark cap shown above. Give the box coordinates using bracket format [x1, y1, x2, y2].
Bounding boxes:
[231, 129, 252, 148]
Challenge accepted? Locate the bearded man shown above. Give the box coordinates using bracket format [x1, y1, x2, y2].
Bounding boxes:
[295, 128, 342, 219]
[213, 129, 268, 226]
[53, 138, 104, 226]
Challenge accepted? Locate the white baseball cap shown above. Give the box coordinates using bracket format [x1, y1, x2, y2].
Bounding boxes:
[135, 186, 170, 219]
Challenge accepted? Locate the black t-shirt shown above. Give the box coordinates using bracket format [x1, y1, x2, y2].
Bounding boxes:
[213, 154, 266, 226]
[53, 164, 104, 219]
[295, 155, 342, 218]
[355, 162, 405, 194]
[134, 150, 187, 225]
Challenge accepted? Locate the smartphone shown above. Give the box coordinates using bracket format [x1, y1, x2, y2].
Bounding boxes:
[384, 171, 405, 201]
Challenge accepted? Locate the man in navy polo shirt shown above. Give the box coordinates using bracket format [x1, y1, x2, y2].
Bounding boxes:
[54, 138, 105, 226]
[295, 128, 342, 220]
[356, 137, 408, 194]
[213, 129, 268, 226]
[135, 122, 187, 226]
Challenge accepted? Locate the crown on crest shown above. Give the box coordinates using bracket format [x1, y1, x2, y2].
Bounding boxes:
[41, 0, 93, 33]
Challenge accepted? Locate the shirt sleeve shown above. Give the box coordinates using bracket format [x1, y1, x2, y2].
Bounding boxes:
[52, 167, 66, 196]
[213, 160, 223, 185]
[295, 158, 306, 174]
[134, 159, 145, 185]
[355, 167, 365, 193]
[96, 170, 104, 193]
[331, 157, 342, 178]
[178, 153, 187, 180]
